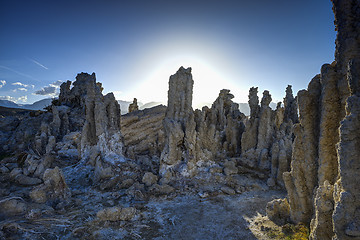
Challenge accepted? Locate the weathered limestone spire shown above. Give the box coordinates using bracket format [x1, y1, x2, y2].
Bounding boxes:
[160, 67, 196, 177]
[283, 85, 298, 124]
[128, 98, 139, 113]
[165, 66, 194, 121]
[74, 73, 123, 161]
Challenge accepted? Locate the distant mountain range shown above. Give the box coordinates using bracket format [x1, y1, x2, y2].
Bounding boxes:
[0, 98, 277, 116]
[0, 98, 164, 114]
[0, 98, 53, 111]
[118, 100, 163, 114]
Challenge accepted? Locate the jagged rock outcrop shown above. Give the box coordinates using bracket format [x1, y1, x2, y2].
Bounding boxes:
[283, 64, 341, 226]
[282, 76, 321, 224]
[194, 89, 245, 163]
[268, 89, 295, 188]
[283, 85, 298, 124]
[239, 87, 296, 184]
[240, 89, 276, 171]
[122, 72, 246, 178]
[272, 1, 360, 239]
[160, 67, 197, 177]
[331, 1, 360, 238]
[310, 181, 334, 240]
[2, 72, 124, 187]
[159, 69, 246, 178]
[241, 87, 260, 153]
[333, 0, 357, 118]
[257, 90, 274, 152]
[332, 58, 360, 240]
[317, 64, 341, 186]
[75, 73, 123, 161]
[128, 98, 139, 113]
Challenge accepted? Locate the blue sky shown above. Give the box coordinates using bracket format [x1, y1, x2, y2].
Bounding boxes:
[0, 0, 336, 108]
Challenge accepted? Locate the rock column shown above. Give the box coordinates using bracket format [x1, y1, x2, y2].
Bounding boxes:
[160, 67, 196, 177]
[78, 73, 124, 161]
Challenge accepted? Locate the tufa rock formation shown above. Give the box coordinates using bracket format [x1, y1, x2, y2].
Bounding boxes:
[239, 86, 296, 187]
[4, 1, 359, 237]
[160, 66, 197, 177]
[128, 98, 139, 113]
[156, 67, 296, 186]
[73, 73, 123, 162]
[331, 1, 360, 238]
[268, 86, 296, 188]
[240, 87, 260, 153]
[159, 68, 248, 179]
[332, 58, 360, 239]
[31, 72, 124, 166]
[1, 72, 125, 195]
[240, 88, 276, 172]
[282, 75, 321, 224]
[283, 85, 298, 124]
[0, 65, 303, 238]
[269, 1, 360, 240]
[194, 89, 245, 163]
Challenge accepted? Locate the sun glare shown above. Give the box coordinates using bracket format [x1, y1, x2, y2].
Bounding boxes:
[125, 55, 248, 109]
[116, 30, 250, 108]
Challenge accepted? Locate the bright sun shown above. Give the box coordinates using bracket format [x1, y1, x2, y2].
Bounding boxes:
[126, 56, 248, 109]
[116, 31, 249, 108]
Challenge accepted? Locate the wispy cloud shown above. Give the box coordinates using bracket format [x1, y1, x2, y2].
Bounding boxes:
[0, 65, 40, 82]
[12, 82, 29, 87]
[28, 58, 48, 70]
[0, 80, 6, 88]
[50, 80, 63, 87]
[18, 95, 28, 102]
[10, 82, 34, 93]
[0, 95, 28, 103]
[0, 96, 16, 102]
[34, 86, 56, 95]
[12, 88, 28, 92]
[34, 80, 63, 96]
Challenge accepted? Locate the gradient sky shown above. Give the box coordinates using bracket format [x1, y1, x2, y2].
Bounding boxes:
[0, 0, 336, 108]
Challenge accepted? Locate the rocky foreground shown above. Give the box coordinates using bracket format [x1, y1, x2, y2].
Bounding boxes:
[0, 152, 287, 239]
[0, 0, 360, 239]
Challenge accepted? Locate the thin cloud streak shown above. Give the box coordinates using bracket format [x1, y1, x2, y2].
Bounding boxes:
[12, 88, 28, 92]
[28, 58, 48, 70]
[0, 65, 41, 82]
[12, 82, 29, 87]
